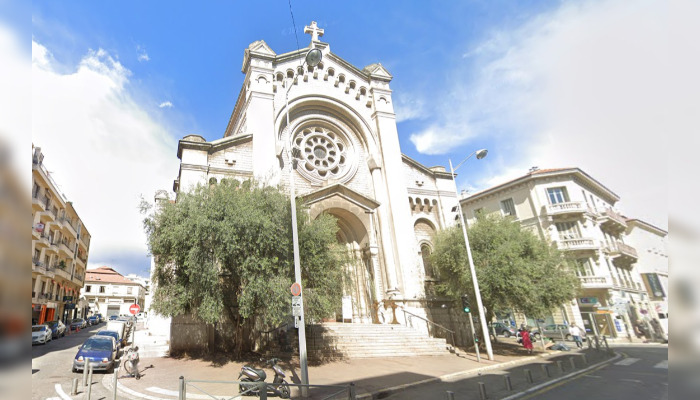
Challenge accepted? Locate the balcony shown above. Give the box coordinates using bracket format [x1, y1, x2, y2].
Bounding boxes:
[45, 240, 59, 255]
[544, 201, 587, 217]
[73, 273, 84, 286]
[599, 208, 627, 233]
[32, 195, 47, 212]
[578, 275, 612, 289]
[58, 241, 75, 258]
[59, 217, 78, 238]
[32, 259, 46, 274]
[40, 209, 56, 223]
[558, 238, 598, 252]
[55, 266, 72, 281]
[35, 231, 50, 248]
[606, 242, 638, 266]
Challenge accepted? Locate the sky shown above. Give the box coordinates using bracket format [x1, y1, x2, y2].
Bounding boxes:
[3, 0, 691, 277]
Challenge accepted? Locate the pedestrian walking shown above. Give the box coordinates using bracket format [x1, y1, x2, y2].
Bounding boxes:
[569, 324, 583, 348]
[519, 327, 534, 354]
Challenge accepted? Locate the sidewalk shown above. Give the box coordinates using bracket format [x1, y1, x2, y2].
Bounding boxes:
[98, 328, 621, 400]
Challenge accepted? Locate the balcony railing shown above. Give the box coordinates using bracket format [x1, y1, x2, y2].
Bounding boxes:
[578, 276, 611, 288]
[558, 238, 598, 251]
[599, 208, 628, 231]
[545, 201, 587, 216]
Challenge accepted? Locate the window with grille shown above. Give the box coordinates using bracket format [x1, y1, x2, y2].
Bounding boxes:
[500, 198, 517, 217]
[574, 258, 594, 276]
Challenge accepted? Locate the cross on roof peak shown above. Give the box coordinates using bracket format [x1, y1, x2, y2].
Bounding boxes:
[304, 21, 324, 42]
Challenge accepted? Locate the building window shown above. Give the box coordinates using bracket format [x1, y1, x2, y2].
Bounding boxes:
[85, 285, 92, 293]
[421, 244, 436, 279]
[33, 183, 41, 198]
[99, 286, 105, 293]
[500, 198, 517, 217]
[574, 258, 594, 276]
[547, 187, 569, 204]
[555, 222, 581, 239]
[127, 287, 133, 295]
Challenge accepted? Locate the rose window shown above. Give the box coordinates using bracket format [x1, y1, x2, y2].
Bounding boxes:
[293, 127, 352, 181]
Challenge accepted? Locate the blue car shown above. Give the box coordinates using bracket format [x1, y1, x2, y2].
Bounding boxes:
[72, 335, 117, 373]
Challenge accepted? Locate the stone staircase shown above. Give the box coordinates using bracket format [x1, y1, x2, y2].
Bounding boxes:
[307, 323, 451, 360]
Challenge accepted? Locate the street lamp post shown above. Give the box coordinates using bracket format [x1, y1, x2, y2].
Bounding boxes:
[449, 149, 494, 361]
[284, 47, 322, 397]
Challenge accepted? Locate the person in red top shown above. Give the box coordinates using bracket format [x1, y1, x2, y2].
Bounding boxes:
[519, 327, 534, 354]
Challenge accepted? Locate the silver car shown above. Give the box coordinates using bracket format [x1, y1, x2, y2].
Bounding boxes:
[32, 324, 52, 345]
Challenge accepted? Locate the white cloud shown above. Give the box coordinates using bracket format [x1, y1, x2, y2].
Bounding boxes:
[393, 93, 426, 123]
[158, 101, 173, 108]
[409, 0, 687, 229]
[32, 40, 179, 266]
[137, 45, 149, 62]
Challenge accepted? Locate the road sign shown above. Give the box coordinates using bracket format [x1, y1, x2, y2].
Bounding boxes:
[292, 296, 302, 317]
[290, 282, 302, 296]
[129, 304, 141, 315]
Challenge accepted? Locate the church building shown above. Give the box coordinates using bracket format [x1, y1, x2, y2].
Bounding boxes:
[173, 22, 461, 324]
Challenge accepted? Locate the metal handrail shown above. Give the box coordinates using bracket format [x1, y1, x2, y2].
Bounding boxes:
[399, 307, 456, 349]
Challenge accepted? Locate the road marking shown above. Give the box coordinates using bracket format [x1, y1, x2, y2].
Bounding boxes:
[147, 386, 231, 399]
[654, 360, 668, 369]
[614, 357, 640, 366]
[620, 378, 643, 384]
[584, 375, 602, 378]
[54, 383, 72, 400]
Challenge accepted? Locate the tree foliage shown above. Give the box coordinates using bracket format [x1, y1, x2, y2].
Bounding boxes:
[431, 214, 579, 323]
[141, 179, 346, 354]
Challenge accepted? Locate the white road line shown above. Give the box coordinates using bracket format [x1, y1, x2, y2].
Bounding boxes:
[654, 360, 668, 369]
[614, 357, 640, 366]
[584, 375, 602, 378]
[54, 383, 72, 400]
[147, 386, 232, 399]
[620, 378, 643, 384]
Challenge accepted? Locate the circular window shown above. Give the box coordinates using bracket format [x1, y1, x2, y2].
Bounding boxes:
[292, 126, 354, 182]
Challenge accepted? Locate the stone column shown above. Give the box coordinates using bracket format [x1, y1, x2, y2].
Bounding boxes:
[368, 158, 399, 296]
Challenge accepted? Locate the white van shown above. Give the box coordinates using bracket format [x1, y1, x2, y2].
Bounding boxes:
[106, 320, 127, 344]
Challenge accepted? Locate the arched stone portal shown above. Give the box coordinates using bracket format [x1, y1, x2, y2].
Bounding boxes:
[304, 184, 383, 324]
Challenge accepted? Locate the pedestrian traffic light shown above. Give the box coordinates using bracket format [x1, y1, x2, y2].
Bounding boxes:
[461, 295, 471, 313]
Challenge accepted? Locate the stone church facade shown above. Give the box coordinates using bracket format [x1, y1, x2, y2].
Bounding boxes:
[173, 22, 460, 326]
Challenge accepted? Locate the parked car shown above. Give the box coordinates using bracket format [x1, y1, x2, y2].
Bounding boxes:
[87, 316, 100, 326]
[95, 330, 125, 349]
[72, 335, 118, 373]
[95, 313, 105, 323]
[69, 318, 87, 331]
[489, 322, 517, 338]
[108, 315, 119, 321]
[45, 320, 66, 339]
[532, 324, 580, 341]
[32, 324, 52, 345]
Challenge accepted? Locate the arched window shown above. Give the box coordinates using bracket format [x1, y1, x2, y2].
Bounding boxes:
[421, 243, 435, 278]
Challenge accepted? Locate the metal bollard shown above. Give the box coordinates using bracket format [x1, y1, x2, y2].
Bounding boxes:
[594, 336, 600, 351]
[603, 336, 612, 354]
[587, 337, 593, 349]
[178, 376, 185, 400]
[504, 374, 513, 391]
[82, 357, 90, 387]
[569, 357, 576, 370]
[541, 364, 550, 377]
[260, 382, 267, 400]
[581, 354, 588, 365]
[478, 382, 488, 400]
[446, 390, 455, 400]
[524, 368, 533, 383]
[556, 360, 564, 373]
[86, 364, 94, 400]
[112, 369, 118, 400]
[348, 382, 356, 400]
[71, 378, 79, 395]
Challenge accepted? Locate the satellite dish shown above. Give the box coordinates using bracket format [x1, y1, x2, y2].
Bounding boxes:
[305, 48, 323, 67]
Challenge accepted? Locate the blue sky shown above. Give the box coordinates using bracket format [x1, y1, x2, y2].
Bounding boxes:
[6, 0, 681, 276]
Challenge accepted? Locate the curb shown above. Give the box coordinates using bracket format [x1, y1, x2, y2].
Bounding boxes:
[500, 352, 622, 400]
[355, 350, 585, 400]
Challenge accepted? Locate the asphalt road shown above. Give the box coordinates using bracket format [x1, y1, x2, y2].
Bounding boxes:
[522, 345, 668, 400]
[31, 321, 124, 400]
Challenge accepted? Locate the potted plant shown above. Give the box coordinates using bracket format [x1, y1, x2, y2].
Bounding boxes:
[58, 260, 67, 269]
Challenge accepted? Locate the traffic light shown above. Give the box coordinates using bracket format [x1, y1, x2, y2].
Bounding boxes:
[461, 295, 471, 313]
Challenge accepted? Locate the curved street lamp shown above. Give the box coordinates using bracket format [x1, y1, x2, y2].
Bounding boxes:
[449, 148, 494, 361]
[284, 47, 322, 396]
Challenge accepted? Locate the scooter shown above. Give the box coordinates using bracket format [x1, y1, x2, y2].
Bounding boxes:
[239, 357, 291, 398]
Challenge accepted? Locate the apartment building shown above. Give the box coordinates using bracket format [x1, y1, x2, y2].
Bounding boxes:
[460, 167, 654, 339]
[32, 146, 91, 324]
[625, 219, 668, 338]
[125, 274, 152, 313]
[82, 267, 146, 317]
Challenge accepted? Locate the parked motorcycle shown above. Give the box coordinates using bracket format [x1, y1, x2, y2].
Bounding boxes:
[239, 357, 290, 398]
